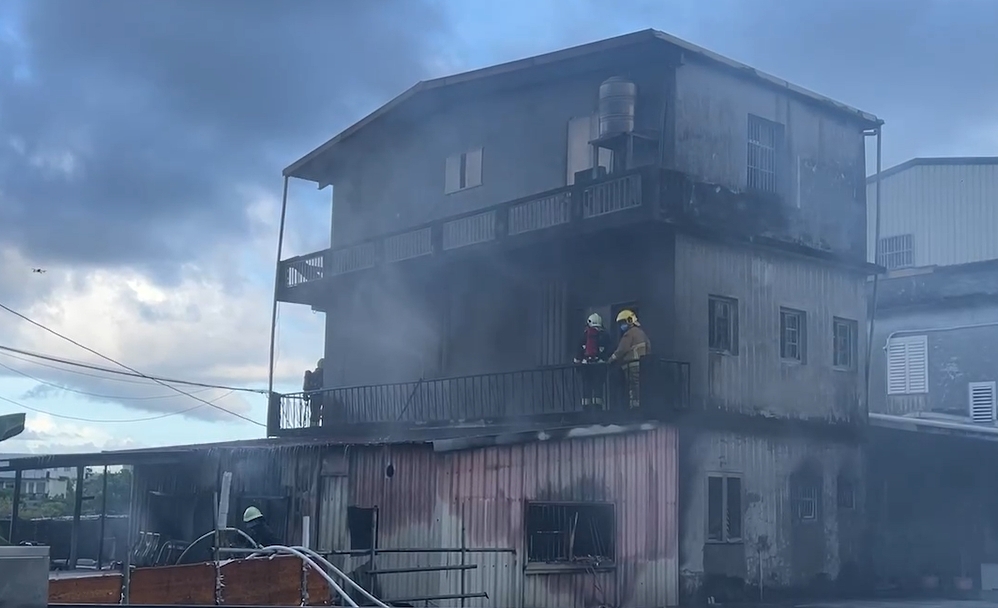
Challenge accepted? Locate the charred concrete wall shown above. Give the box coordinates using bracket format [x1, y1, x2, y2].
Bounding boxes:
[672, 234, 866, 422]
[868, 428, 998, 587]
[679, 429, 865, 602]
[327, 49, 673, 246]
[673, 58, 868, 261]
[870, 302, 998, 416]
[324, 427, 680, 608]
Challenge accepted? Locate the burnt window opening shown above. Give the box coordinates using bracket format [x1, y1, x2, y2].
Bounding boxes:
[708, 296, 739, 355]
[837, 477, 856, 510]
[348, 506, 376, 551]
[707, 475, 742, 542]
[833, 317, 858, 370]
[780, 307, 807, 363]
[747, 115, 782, 194]
[877, 234, 914, 270]
[526, 502, 615, 564]
[791, 480, 821, 522]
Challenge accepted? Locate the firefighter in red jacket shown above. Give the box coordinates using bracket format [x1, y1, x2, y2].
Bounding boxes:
[574, 313, 611, 410]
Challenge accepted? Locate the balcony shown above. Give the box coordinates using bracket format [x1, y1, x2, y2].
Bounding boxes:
[268, 356, 690, 436]
[277, 167, 670, 305]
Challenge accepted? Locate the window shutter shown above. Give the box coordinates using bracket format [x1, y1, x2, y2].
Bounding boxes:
[886, 339, 908, 394]
[444, 154, 461, 194]
[905, 336, 928, 393]
[969, 382, 997, 423]
[465, 147, 483, 188]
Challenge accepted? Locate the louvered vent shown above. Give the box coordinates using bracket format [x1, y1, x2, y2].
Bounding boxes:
[886, 335, 928, 395]
[969, 381, 997, 424]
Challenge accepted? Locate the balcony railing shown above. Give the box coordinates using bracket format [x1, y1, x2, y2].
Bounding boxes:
[277, 168, 657, 295]
[270, 356, 690, 434]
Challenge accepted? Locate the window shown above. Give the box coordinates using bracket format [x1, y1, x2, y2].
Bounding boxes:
[525, 502, 615, 563]
[780, 308, 807, 363]
[708, 296, 739, 354]
[833, 317, 858, 370]
[747, 115, 781, 193]
[707, 475, 742, 542]
[792, 482, 820, 521]
[347, 506, 376, 551]
[877, 234, 914, 270]
[969, 381, 997, 424]
[444, 148, 484, 194]
[837, 476, 856, 510]
[566, 115, 612, 185]
[886, 335, 928, 395]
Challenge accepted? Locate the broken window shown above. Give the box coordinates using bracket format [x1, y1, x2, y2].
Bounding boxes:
[877, 234, 914, 270]
[747, 115, 781, 193]
[833, 317, 858, 370]
[780, 307, 807, 363]
[525, 502, 615, 563]
[347, 506, 376, 551]
[444, 148, 484, 194]
[837, 476, 856, 510]
[707, 475, 742, 542]
[708, 296, 738, 354]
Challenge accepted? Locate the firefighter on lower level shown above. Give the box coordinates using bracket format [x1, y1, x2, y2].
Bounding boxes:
[574, 313, 611, 410]
[607, 309, 651, 408]
[242, 506, 281, 548]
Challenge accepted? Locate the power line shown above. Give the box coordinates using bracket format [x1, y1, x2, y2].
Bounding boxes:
[0, 348, 187, 386]
[0, 360, 213, 400]
[0, 302, 265, 427]
[0, 390, 234, 424]
[0, 344, 267, 393]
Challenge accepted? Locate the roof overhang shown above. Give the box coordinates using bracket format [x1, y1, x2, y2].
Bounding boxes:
[284, 29, 880, 185]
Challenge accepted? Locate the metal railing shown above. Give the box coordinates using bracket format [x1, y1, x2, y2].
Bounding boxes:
[273, 356, 689, 431]
[277, 168, 656, 291]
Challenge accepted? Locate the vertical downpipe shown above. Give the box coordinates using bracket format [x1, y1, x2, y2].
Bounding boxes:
[863, 125, 883, 419]
[268, 176, 291, 435]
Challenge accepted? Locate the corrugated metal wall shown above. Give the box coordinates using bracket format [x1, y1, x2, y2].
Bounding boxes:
[867, 162, 998, 267]
[680, 430, 865, 593]
[341, 427, 679, 607]
[673, 234, 866, 422]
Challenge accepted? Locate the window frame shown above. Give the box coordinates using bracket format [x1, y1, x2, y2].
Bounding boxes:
[886, 335, 928, 395]
[708, 295, 739, 355]
[779, 307, 807, 364]
[832, 317, 859, 371]
[706, 473, 743, 544]
[877, 234, 914, 270]
[746, 114, 782, 195]
[524, 501, 616, 570]
[444, 147, 484, 194]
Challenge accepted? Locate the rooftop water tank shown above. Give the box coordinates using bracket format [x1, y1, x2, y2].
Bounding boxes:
[598, 77, 636, 138]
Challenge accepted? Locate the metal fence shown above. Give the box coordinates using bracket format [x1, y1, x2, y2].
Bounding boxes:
[275, 357, 689, 431]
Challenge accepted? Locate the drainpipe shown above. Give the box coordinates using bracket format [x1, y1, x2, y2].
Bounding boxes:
[267, 176, 291, 436]
[863, 122, 884, 419]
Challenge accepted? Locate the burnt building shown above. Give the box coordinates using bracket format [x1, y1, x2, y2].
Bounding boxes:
[270, 28, 881, 605]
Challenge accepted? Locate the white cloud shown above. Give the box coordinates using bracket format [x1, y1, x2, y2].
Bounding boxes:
[2, 413, 140, 454]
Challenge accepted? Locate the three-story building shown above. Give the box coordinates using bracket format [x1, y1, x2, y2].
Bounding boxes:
[268, 29, 880, 605]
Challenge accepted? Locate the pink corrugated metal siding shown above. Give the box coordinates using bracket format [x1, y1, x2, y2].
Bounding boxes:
[348, 426, 679, 607]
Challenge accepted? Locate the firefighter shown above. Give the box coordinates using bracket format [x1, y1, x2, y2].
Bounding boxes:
[242, 506, 281, 548]
[607, 309, 650, 408]
[304, 358, 324, 426]
[574, 313, 611, 410]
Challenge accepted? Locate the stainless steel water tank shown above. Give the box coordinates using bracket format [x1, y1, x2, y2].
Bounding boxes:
[0, 545, 49, 608]
[598, 77, 636, 137]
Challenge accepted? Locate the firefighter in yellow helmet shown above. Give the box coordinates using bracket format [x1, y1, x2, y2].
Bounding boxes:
[607, 309, 651, 408]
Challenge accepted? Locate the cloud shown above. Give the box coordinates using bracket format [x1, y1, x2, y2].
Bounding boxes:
[1, 414, 141, 454]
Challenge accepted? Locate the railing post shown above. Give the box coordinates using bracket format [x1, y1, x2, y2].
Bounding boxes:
[267, 392, 282, 437]
[495, 204, 510, 241]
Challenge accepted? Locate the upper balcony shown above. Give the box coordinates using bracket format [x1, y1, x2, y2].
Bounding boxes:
[268, 355, 690, 437]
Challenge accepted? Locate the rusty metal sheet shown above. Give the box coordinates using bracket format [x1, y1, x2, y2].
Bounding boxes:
[49, 573, 122, 604]
[221, 556, 304, 606]
[129, 563, 216, 605]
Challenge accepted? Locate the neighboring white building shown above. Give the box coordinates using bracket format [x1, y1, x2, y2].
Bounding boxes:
[867, 157, 998, 270]
[0, 455, 77, 498]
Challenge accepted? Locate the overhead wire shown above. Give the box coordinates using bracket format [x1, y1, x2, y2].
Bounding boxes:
[0, 301, 266, 427]
[0, 344, 267, 394]
[0, 390, 235, 424]
[0, 359, 213, 400]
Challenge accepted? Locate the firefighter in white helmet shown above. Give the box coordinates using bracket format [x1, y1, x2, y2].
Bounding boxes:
[242, 506, 280, 548]
[574, 313, 611, 410]
[607, 309, 651, 408]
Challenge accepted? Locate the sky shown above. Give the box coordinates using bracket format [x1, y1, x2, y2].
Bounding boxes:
[0, 0, 995, 454]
